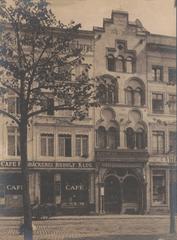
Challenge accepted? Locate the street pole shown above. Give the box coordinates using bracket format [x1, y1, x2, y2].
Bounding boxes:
[169, 151, 176, 234]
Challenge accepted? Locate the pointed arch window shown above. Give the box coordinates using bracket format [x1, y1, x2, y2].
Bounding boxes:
[107, 54, 115, 72]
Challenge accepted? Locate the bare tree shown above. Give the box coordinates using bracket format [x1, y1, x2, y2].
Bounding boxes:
[0, 0, 105, 239]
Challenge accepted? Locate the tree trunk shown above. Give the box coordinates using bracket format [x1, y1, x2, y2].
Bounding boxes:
[20, 119, 33, 240]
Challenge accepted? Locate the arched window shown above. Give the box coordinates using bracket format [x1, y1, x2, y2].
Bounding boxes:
[134, 87, 142, 106]
[107, 127, 119, 149]
[126, 127, 135, 149]
[107, 54, 115, 72]
[117, 55, 124, 72]
[96, 126, 107, 148]
[99, 78, 118, 105]
[126, 87, 133, 105]
[136, 128, 146, 149]
[126, 56, 133, 73]
[99, 84, 107, 104]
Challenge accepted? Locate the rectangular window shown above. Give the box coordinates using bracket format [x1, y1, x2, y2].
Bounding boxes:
[7, 127, 20, 156]
[152, 131, 165, 154]
[58, 135, 71, 157]
[152, 170, 166, 204]
[168, 68, 176, 84]
[168, 95, 176, 114]
[152, 66, 163, 81]
[47, 98, 54, 115]
[8, 97, 20, 114]
[40, 134, 54, 156]
[169, 131, 176, 152]
[76, 135, 88, 157]
[152, 93, 164, 113]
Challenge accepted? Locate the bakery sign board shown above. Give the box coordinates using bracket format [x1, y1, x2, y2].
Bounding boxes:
[0, 161, 95, 169]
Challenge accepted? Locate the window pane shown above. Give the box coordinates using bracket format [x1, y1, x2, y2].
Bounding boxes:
[76, 137, 81, 156]
[152, 94, 164, 113]
[65, 137, 71, 157]
[152, 131, 164, 154]
[107, 55, 115, 71]
[8, 135, 15, 155]
[126, 58, 133, 73]
[169, 132, 176, 152]
[168, 68, 176, 83]
[82, 136, 88, 156]
[48, 137, 54, 156]
[47, 98, 54, 115]
[58, 136, 65, 156]
[17, 135, 20, 156]
[41, 137, 46, 156]
[8, 98, 16, 114]
[153, 171, 166, 204]
[134, 91, 141, 106]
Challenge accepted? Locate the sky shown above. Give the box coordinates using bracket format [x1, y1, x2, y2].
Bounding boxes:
[48, 0, 176, 36]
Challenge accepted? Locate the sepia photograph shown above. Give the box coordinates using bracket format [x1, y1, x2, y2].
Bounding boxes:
[0, 0, 176, 239]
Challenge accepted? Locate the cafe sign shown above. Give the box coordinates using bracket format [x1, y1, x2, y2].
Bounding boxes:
[0, 161, 95, 169]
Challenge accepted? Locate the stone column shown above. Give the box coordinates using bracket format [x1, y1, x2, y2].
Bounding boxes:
[29, 171, 40, 204]
[54, 173, 61, 205]
[89, 173, 95, 213]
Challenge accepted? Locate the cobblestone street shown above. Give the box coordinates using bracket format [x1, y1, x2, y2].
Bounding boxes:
[0, 215, 177, 240]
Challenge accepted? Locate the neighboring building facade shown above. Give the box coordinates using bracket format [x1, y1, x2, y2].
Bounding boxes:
[0, 11, 176, 215]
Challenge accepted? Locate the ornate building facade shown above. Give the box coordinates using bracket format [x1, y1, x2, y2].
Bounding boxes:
[0, 11, 176, 215]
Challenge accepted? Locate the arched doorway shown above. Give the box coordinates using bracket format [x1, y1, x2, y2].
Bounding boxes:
[104, 176, 122, 214]
[122, 176, 141, 214]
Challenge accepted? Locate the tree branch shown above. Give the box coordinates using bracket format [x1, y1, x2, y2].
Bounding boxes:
[0, 109, 20, 125]
[27, 105, 73, 119]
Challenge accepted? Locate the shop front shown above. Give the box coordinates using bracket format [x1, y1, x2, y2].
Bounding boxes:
[0, 172, 23, 214]
[0, 160, 95, 215]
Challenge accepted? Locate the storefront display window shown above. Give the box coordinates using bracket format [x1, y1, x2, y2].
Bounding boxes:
[61, 173, 89, 208]
[152, 170, 166, 205]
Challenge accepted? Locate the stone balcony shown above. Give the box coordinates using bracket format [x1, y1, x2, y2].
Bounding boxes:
[95, 148, 149, 163]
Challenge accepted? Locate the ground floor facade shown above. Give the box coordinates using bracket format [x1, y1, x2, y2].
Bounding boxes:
[0, 157, 174, 215]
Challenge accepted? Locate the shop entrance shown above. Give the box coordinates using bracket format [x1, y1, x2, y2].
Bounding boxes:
[40, 173, 54, 204]
[104, 176, 122, 214]
[122, 176, 141, 214]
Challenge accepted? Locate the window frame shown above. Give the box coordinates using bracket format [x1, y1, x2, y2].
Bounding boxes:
[152, 65, 163, 82]
[152, 131, 165, 154]
[107, 54, 116, 72]
[75, 135, 89, 157]
[151, 169, 167, 206]
[152, 92, 164, 114]
[40, 133, 54, 157]
[58, 134, 72, 157]
[168, 67, 176, 84]
[7, 127, 20, 156]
